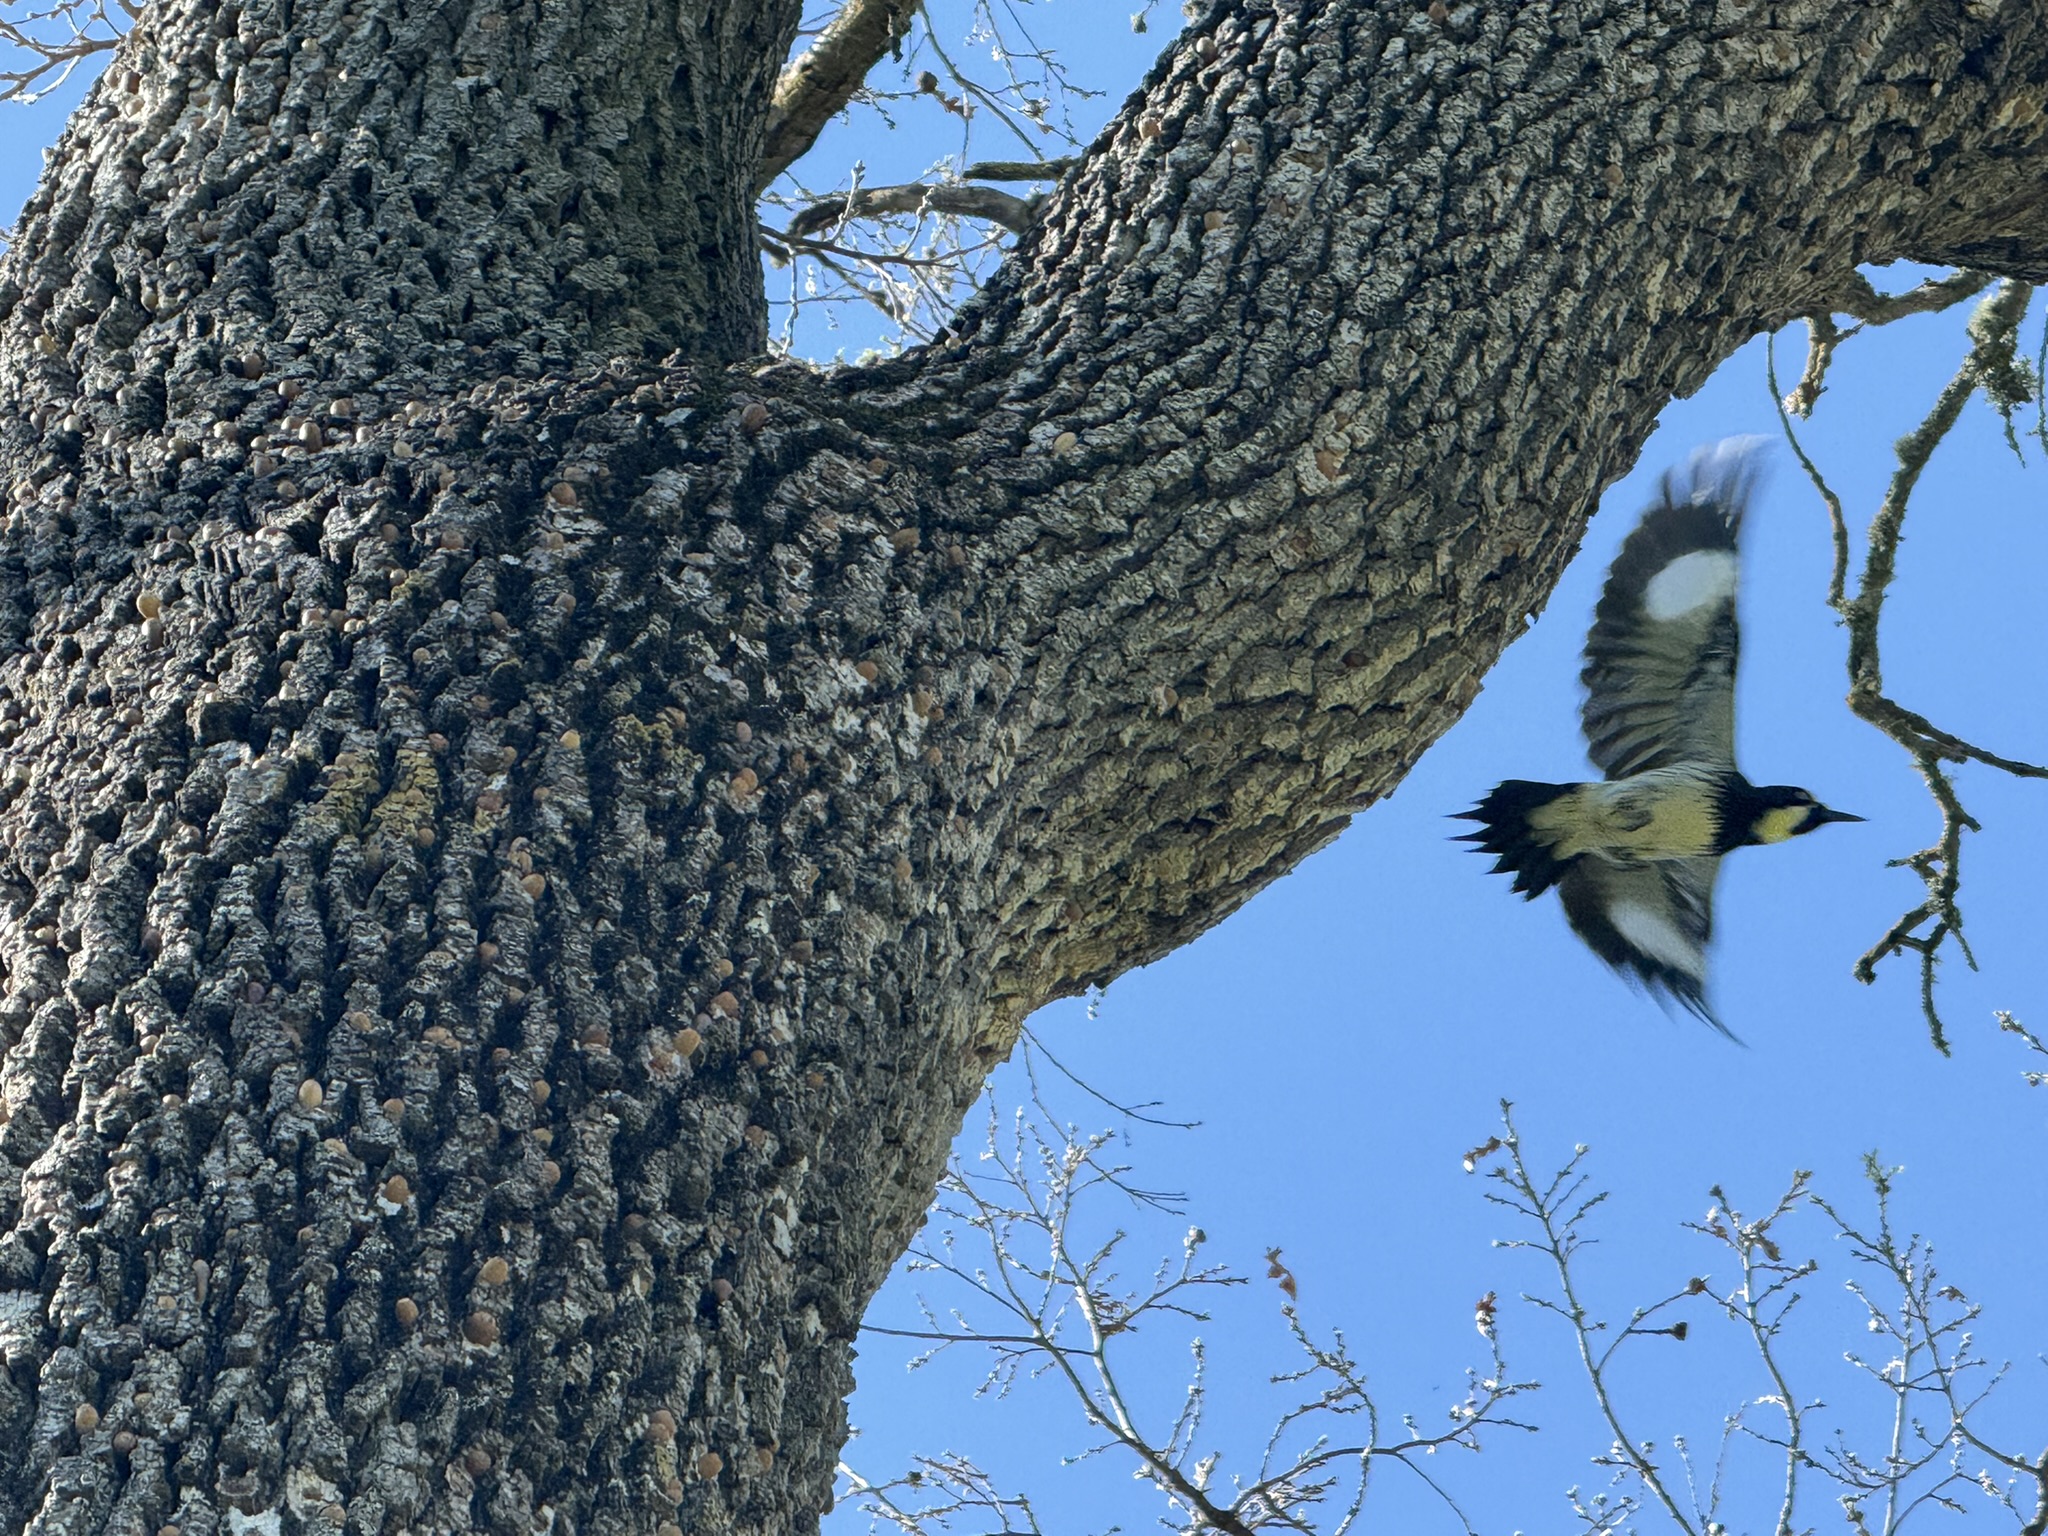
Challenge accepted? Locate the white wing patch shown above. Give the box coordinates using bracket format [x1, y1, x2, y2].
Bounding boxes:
[1606, 899, 1706, 980]
[1641, 550, 1738, 621]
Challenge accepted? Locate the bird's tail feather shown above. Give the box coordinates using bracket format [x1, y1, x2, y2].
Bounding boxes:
[1451, 780, 1579, 898]
[1665, 434, 1769, 519]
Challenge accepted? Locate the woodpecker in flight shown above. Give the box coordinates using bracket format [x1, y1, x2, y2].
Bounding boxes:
[1454, 440, 1861, 1034]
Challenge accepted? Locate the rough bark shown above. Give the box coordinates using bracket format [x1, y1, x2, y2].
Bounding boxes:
[0, 1, 2044, 1533]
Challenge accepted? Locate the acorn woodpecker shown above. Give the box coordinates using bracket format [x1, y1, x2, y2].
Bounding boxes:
[1454, 440, 1861, 1033]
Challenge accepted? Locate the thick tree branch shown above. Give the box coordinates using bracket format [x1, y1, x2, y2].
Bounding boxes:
[962, 156, 1077, 182]
[758, 0, 919, 193]
[782, 180, 1042, 240]
[1833, 269, 1999, 327]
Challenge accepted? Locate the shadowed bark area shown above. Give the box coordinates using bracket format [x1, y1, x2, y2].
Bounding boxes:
[0, 1, 2045, 1532]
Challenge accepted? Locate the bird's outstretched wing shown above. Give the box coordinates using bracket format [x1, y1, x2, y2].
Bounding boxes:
[1580, 440, 1762, 780]
[1556, 855, 1730, 1036]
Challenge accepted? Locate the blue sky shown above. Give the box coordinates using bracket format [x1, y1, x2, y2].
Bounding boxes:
[5, 8, 2044, 1532]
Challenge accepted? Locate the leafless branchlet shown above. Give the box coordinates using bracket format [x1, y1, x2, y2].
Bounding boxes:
[0, 0, 127, 104]
[1781, 272, 1998, 419]
[1476, 1101, 2045, 1536]
[1811, 1155, 2048, 1536]
[1770, 278, 2048, 1050]
[840, 1043, 1538, 1534]
[1996, 1010, 2048, 1091]
[835, 1453, 1045, 1535]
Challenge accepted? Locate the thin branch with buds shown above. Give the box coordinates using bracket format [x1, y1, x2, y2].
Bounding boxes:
[1996, 1010, 2048, 1091]
[1811, 1154, 2042, 1534]
[1481, 1106, 1703, 1533]
[1474, 1101, 2042, 1535]
[835, 1453, 1046, 1534]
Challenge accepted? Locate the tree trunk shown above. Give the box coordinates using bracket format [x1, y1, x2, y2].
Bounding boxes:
[0, 1, 2044, 1532]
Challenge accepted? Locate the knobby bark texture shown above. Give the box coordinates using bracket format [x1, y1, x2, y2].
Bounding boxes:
[0, 0, 2044, 1532]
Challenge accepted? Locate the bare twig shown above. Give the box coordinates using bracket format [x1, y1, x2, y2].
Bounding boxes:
[836, 1451, 1047, 1534]
[0, 0, 124, 104]
[1686, 1178, 1819, 1536]
[1771, 278, 2046, 1051]
[1482, 1104, 1701, 1534]
[1810, 1154, 2035, 1534]
[1767, 331, 1852, 606]
[1019, 1025, 1198, 1129]
[917, 15, 1056, 157]
[1996, 1010, 2048, 1089]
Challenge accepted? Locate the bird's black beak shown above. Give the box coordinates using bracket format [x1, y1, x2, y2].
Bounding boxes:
[1813, 806, 1865, 825]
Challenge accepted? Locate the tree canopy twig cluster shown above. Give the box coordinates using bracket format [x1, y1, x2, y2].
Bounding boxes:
[1481, 1102, 2043, 1536]
[842, 1088, 2047, 1534]
[841, 1044, 1539, 1534]
[756, 1, 1105, 351]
